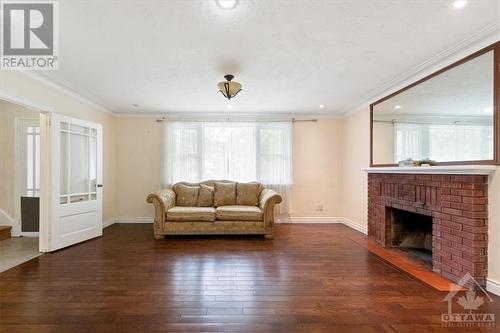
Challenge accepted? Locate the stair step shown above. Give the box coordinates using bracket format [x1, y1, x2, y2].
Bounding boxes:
[0, 225, 12, 241]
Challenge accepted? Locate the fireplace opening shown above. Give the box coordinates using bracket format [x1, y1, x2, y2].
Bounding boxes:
[387, 207, 433, 267]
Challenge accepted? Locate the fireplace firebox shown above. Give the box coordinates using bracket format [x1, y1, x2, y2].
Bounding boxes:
[387, 207, 433, 267]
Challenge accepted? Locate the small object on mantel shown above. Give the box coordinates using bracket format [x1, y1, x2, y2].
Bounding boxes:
[398, 158, 437, 167]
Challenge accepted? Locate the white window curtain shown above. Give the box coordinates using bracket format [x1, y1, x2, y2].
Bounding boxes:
[395, 122, 493, 162]
[163, 121, 292, 215]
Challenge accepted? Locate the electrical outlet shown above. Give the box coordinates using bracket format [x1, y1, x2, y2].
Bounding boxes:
[316, 204, 324, 212]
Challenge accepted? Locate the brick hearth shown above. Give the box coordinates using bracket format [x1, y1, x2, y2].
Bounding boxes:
[368, 173, 488, 286]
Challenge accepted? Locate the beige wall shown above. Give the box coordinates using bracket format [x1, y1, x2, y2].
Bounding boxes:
[291, 118, 343, 217]
[340, 108, 370, 226]
[115, 117, 163, 219]
[0, 101, 39, 221]
[0, 71, 117, 223]
[114, 117, 344, 219]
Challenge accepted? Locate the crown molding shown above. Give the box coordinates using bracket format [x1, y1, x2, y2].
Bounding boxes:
[343, 23, 500, 117]
[19, 71, 115, 115]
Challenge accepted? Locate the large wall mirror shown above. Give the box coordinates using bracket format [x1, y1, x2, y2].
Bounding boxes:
[371, 42, 499, 166]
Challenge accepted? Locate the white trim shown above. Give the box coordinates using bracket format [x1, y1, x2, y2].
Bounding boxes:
[0, 208, 14, 226]
[363, 165, 496, 175]
[115, 217, 154, 224]
[103, 218, 116, 228]
[276, 216, 344, 224]
[275, 216, 368, 235]
[341, 218, 368, 235]
[486, 278, 500, 296]
[21, 72, 114, 115]
[20, 232, 39, 237]
[344, 24, 500, 116]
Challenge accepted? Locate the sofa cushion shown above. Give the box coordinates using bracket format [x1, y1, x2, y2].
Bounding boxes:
[174, 184, 199, 207]
[197, 184, 214, 207]
[167, 207, 216, 222]
[236, 182, 263, 206]
[216, 205, 263, 221]
[214, 182, 236, 207]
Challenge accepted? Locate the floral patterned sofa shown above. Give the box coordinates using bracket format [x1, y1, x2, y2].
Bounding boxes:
[146, 180, 282, 240]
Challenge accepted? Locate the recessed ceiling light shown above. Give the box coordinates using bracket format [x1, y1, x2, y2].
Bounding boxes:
[319, 104, 325, 109]
[227, 104, 232, 109]
[395, 105, 402, 109]
[216, 0, 238, 9]
[453, 0, 467, 9]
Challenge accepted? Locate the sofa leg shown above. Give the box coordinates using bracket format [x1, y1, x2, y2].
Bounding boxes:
[154, 234, 164, 240]
[264, 233, 273, 240]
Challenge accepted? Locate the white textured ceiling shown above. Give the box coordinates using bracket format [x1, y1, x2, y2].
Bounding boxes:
[40, 0, 500, 115]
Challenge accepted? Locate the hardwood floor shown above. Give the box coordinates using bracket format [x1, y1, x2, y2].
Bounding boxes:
[1, 223, 499, 332]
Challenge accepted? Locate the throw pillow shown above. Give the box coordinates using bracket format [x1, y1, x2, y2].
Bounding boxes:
[175, 184, 199, 207]
[236, 182, 263, 206]
[213, 182, 236, 207]
[197, 184, 214, 207]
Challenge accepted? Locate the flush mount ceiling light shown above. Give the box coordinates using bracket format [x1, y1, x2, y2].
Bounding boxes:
[453, 0, 467, 9]
[395, 105, 402, 109]
[319, 104, 325, 109]
[216, 0, 238, 9]
[218, 74, 242, 101]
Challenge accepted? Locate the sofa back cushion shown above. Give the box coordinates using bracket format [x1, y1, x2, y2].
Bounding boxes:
[174, 184, 199, 207]
[236, 182, 263, 206]
[213, 182, 236, 207]
[197, 184, 214, 207]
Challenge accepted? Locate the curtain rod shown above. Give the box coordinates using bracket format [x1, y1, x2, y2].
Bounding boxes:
[374, 119, 492, 125]
[155, 117, 318, 123]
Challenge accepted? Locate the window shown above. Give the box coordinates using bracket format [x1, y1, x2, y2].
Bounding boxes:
[395, 123, 493, 162]
[164, 121, 292, 186]
[26, 126, 40, 197]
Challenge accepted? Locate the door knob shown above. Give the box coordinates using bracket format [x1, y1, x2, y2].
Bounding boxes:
[97, 184, 103, 188]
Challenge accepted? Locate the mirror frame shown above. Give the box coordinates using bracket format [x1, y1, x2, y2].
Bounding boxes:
[370, 41, 500, 167]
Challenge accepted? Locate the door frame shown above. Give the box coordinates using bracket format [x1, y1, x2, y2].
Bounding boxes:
[1, 93, 51, 252]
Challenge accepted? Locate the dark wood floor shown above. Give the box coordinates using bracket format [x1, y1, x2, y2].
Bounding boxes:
[1, 224, 499, 333]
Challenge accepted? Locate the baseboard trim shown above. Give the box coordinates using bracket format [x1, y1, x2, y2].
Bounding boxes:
[0, 208, 14, 226]
[341, 218, 368, 235]
[103, 218, 116, 228]
[276, 216, 368, 235]
[486, 278, 500, 296]
[276, 216, 343, 224]
[113, 216, 368, 234]
[115, 217, 153, 224]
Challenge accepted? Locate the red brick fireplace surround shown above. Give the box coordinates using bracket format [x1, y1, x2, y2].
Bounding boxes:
[368, 173, 488, 286]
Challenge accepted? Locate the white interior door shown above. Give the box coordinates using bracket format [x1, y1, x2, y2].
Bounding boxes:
[48, 113, 103, 251]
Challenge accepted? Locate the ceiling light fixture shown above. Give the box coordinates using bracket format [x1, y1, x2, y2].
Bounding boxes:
[218, 74, 242, 101]
[395, 105, 402, 109]
[453, 0, 467, 9]
[319, 104, 325, 109]
[216, 0, 238, 9]
[227, 104, 232, 109]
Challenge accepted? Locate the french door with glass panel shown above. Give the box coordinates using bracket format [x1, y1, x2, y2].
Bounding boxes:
[48, 114, 102, 251]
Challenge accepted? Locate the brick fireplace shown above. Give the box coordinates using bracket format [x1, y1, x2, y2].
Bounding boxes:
[367, 173, 489, 286]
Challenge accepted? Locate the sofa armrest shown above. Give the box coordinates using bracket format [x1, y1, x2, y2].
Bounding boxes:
[259, 188, 282, 231]
[147, 189, 176, 233]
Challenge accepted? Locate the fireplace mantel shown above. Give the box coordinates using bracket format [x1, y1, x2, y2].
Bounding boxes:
[363, 165, 496, 175]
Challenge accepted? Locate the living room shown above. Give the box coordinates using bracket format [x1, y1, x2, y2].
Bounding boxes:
[1, 0, 500, 331]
